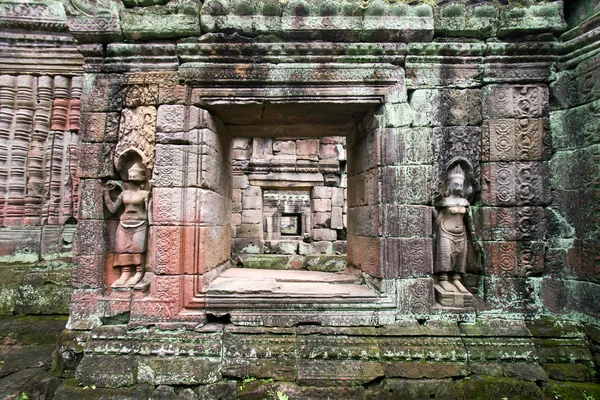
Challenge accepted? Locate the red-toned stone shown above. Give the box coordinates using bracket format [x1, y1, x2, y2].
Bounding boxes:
[77, 143, 117, 179]
[72, 255, 106, 289]
[481, 162, 551, 207]
[347, 206, 381, 237]
[74, 219, 106, 256]
[347, 235, 383, 278]
[297, 139, 319, 159]
[152, 188, 231, 226]
[78, 179, 105, 220]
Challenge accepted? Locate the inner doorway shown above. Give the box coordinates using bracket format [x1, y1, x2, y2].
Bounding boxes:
[198, 101, 397, 326]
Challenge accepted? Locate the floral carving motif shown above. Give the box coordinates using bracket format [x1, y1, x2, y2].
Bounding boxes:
[115, 106, 157, 170]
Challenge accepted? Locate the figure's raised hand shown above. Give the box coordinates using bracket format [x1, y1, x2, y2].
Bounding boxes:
[106, 180, 124, 192]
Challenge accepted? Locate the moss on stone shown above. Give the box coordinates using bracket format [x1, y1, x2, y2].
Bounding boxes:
[454, 375, 545, 399]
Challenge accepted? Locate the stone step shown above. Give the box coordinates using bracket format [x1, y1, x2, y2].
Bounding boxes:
[217, 267, 360, 284]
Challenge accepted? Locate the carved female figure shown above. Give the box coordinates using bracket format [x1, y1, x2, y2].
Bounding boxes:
[104, 151, 151, 288]
[434, 163, 475, 297]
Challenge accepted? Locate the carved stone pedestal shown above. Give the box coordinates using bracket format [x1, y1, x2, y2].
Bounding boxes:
[434, 283, 474, 308]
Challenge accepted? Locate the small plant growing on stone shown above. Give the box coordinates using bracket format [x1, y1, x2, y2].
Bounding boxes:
[277, 391, 289, 400]
[17, 392, 29, 400]
[583, 392, 595, 400]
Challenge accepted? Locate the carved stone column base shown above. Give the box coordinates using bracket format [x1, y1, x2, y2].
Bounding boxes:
[434, 283, 474, 308]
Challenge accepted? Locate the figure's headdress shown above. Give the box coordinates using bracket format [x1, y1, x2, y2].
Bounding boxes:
[447, 164, 465, 182]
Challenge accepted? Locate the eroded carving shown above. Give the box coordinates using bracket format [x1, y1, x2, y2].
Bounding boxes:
[433, 161, 477, 308]
[104, 150, 151, 288]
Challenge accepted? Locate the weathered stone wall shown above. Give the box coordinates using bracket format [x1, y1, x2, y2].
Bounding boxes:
[1, 0, 600, 397]
[0, 0, 83, 316]
[545, 0, 600, 323]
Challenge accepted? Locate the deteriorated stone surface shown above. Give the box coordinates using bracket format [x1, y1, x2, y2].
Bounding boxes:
[0, 2, 599, 397]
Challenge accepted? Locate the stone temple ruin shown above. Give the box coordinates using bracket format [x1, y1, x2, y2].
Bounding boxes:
[0, 0, 599, 397]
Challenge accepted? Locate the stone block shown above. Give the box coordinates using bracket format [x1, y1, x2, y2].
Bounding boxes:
[410, 89, 481, 127]
[0, 264, 27, 314]
[482, 276, 540, 313]
[153, 144, 195, 187]
[551, 55, 600, 109]
[482, 118, 550, 162]
[77, 143, 116, 179]
[433, 126, 481, 176]
[14, 266, 71, 315]
[385, 238, 434, 278]
[231, 148, 249, 160]
[156, 104, 185, 133]
[312, 212, 330, 229]
[297, 359, 384, 386]
[381, 165, 431, 205]
[236, 224, 263, 238]
[464, 336, 538, 363]
[252, 138, 273, 159]
[333, 240, 347, 254]
[195, 381, 238, 400]
[383, 102, 413, 128]
[347, 130, 380, 175]
[78, 179, 105, 220]
[233, 174, 249, 189]
[331, 206, 343, 230]
[331, 188, 345, 207]
[475, 207, 546, 241]
[137, 356, 221, 385]
[73, 255, 105, 289]
[347, 206, 380, 237]
[347, 169, 380, 207]
[395, 278, 434, 316]
[81, 74, 124, 113]
[481, 162, 551, 206]
[361, 4, 434, 42]
[76, 355, 137, 388]
[383, 127, 433, 166]
[435, 3, 498, 38]
[482, 84, 549, 119]
[406, 61, 483, 90]
[242, 193, 262, 211]
[379, 336, 466, 363]
[73, 219, 106, 256]
[313, 241, 334, 254]
[347, 235, 382, 277]
[306, 255, 347, 272]
[312, 186, 332, 199]
[232, 137, 250, 150]
[264, 241, 300, 256]
[120, 7, 202, 40]
[273, 140, 296, 155]
[79, 112, 120, 142]
[150, 225, 230, 275]
[152, 188, 231, 226]
[312, 198, 331, 212]
[483, 241, 544, 278]
[233, 238, 264, 254]
[382, 204, 432, 238]
[297, 139, 320, 159]
[241, 210, 262, 225]
[319, 143, 342, 160]
[454, 376, 544, 399]
[312, 228, 337, 242]
[497, 2, 567, 37]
